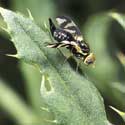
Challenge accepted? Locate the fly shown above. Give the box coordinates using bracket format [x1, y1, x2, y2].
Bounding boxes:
[47, 16, 95, 65]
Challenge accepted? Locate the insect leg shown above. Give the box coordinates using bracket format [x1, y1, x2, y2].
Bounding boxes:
[57, 47, 73, 64]
[76, 59, 82, 72]
[63, 53, 73, 64]
[47, 40, 70, 48]
[47, 42, 69, 48]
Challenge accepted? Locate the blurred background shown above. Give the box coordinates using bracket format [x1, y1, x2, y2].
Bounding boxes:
[0, 0, 125, 125]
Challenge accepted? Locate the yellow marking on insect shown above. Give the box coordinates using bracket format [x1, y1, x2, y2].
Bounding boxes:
[77, 36, 83, 41]
[75, 45, 83, 53]
[70, 41, 82, 53]
[84, 53, 95, 65]
[70, 41, 88, 54]
[74, 35, 83, 41]
[117, 52, 125, 66]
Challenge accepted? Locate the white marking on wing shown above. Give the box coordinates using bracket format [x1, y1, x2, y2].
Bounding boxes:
[64, 22, 76, 28]
[56, 18, 66, 25]
[64, 29, 76, 34]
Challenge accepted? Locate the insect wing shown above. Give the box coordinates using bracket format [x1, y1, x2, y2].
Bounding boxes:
[56, 16, 83, 41]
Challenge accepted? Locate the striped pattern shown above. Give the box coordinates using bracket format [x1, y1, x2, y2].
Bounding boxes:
[56, 16, 83, 41]
[47, 41, 70, 48]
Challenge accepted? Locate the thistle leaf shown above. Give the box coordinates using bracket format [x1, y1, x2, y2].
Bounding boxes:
[0, 7, 108, 125]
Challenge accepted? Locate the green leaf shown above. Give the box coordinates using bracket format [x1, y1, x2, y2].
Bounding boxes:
[0, 7, 108, 125]
[11, 0, 56, 118]
[19, 61, 53, 122]
[82, 13, 125, 108]
[19, 61, 42, 111]
[12, 0, 56, 24]
[0, 80, 38, 125]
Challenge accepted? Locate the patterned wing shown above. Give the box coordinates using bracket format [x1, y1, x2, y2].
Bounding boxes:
[56, 16, 83, 41]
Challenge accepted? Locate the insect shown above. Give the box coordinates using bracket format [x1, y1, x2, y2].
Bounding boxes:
[47, 16, 95, 65]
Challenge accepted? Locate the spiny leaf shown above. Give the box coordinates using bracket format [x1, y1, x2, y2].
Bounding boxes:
[110, 106, 125, 122]
[12, 0, 56, 24]
[0, 7, 107, 125]
[110, 12, 125, 29]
